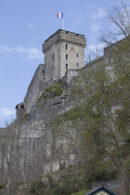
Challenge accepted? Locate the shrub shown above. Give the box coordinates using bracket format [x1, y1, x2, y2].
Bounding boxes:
[0, 184, 6, 190]
[30, 181, 44, 194]
[70, 190, 87, 195]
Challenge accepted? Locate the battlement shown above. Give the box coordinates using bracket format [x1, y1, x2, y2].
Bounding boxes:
[43, 29, 86, 53]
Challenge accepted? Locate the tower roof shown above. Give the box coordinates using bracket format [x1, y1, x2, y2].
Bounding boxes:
[44, 29, 85, 43]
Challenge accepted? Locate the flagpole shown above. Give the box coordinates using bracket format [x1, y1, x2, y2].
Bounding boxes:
[62, 18, 64, 30]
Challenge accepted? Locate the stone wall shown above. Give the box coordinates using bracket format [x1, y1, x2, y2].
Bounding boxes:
[43, 29, 86, 81]
[24, 64, 46, 114]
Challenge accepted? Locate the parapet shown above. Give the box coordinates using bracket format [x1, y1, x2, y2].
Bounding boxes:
[42, 29, 86, 53]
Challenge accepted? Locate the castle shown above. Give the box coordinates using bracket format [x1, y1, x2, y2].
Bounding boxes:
[0, 29, 128, 191]
[16, 29, 86, 118]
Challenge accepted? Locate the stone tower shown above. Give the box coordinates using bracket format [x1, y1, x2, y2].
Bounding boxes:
[42, 29, 86, 81]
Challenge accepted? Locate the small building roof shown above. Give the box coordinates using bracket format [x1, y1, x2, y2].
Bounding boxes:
[85, 186, 118, 195]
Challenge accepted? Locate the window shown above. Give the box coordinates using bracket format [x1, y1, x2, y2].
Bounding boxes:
[52, 54, 54, 61]
[43, 70, 45, 74]
[66, 54, 68, 60]
[77, 63, 79, 67]
[66, 64, 68, 69]
[66, 44, 68, 50]
[21, 104, 24, 109]
[77, 53, 79, 57]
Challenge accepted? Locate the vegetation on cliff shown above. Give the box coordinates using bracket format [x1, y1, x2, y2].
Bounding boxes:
[48, 4, 130, 194]
[38, 81, 63, 103]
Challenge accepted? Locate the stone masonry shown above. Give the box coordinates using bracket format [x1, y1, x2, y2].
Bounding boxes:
[43, 29, 86, 81]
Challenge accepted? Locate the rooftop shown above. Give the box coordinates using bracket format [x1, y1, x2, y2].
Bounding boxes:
[44, 29, 85, 43]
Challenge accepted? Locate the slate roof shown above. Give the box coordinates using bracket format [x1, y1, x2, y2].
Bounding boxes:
[85, 186, 118, 195]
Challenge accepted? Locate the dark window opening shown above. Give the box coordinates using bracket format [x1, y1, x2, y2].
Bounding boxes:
[66, 44, 68, 50]
[21, 105, 24, 109]
[77, 63, 79, 67]
[52, 54, 54, 61]
[43, 70, 45, 74]
[66, 64, 68, 69]
[66, 54, 68, 60]
[77, 53, 79, 57]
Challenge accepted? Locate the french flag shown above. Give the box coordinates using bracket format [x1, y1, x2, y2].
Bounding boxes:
[57, 12, 64, 18]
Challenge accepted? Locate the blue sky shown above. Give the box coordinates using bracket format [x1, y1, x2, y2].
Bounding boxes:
[0, 0, 129, 127]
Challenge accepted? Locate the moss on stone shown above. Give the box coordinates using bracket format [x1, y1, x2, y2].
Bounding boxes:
[24, 113, 29, 120]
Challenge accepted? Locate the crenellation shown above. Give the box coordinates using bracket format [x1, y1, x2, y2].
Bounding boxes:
[43, 30, 86, 53]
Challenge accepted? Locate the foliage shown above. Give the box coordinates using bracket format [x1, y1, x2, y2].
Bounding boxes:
[46, 169, 88, 195]
[68, 36, 130, 193]
[0, 184, 6, 190]
[30, 181, 46, 194]
[70, 190, 87, 195]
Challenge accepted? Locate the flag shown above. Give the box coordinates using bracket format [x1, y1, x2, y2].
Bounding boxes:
[57, 12, 64, 18]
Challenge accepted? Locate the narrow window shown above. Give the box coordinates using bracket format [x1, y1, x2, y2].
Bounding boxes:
[43, 70, 45, 74]
[66, 64, 68, 69]
[77, 63, 79, 67]
[77, 53, 79, 57]
[21, 105, 24, 109]
[66, 54, 68, 60]
[66, 44, 68, 50]
[52, 54, 54, 61]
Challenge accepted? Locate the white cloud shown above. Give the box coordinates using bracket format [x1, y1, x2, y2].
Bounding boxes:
[0, 45, 12, 52]
[92, 8, 106, 19]
[0, 108, 15, 117]
[27, 47, 43, 59]
[88, 43, 106, 53]
[0, 45, 43, 59]
[27, 23, 36, 28]
[90, 24, 101, 32]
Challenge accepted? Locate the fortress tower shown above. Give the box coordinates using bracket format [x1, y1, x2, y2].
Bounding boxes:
[43, 29, 86, 81]
[16, 30, 86, 116]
